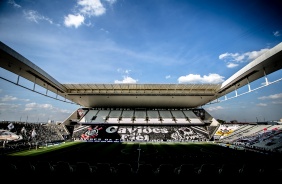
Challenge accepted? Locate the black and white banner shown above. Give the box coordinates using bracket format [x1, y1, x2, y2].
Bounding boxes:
[80, 125, 208, 142]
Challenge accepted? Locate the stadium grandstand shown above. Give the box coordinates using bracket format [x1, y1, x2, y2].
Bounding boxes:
[1, 41, 282, 183]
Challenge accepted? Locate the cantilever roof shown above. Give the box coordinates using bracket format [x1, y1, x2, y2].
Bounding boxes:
[62, 83, 221, 108]
[62, 83, 221, 94]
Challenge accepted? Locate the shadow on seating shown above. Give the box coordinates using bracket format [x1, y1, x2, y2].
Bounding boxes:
[94, 163, 115, 183]
[197, 163, 220, 181]
[115, 163, 135, 182]
[238, 163, 263, 181]
[155, 163, 176, 181]
[0, 161, 17, 178]
[74, 161, 96, 183]
[54, 161, 74, 182]
[34, 161, 55, 182]
[219, 162, 243, 180]
[136, 163, 155, 177]
[175, 163, 198, 180]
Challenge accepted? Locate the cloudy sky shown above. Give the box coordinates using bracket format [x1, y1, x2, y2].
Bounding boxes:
[0, 0, 282, 123]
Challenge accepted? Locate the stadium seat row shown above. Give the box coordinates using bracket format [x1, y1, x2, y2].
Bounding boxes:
[1, 159, 281, 184]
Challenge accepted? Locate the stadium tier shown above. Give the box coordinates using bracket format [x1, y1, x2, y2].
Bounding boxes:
[1, 121, 282, 184]
[72, 108, 212, 125]
[64, 107, 217, 142]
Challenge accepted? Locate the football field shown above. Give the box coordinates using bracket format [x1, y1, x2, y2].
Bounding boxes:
[5, 141, 274, 169]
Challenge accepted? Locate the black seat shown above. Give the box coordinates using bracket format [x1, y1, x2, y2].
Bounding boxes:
[76, 161, 94, 175]
[0, 161, 17, 178]
[259, 162, 282, 182]
[135, 163, 156, 183]
[15, 160, 35, 174]
[75, 161, 95, 183]
[115, 163, 133, 175]
[197, 163, 220, 181]
[34, 161, 55, 181]
[176, 164, 198, 179]
[156, 163, 176, 181]
[95, 163, 113, 175]
[115, 163, 135, 181]
[95, 163, 114, 182]
[136, 163, 155, 177]
[219, 162, 243, 178]
[238, 163, 262, 181]
[13, 161, 36, 183]
[54, 161, 74, 182]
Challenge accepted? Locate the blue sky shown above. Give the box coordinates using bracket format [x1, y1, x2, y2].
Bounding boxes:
[0, 0, 282, 123]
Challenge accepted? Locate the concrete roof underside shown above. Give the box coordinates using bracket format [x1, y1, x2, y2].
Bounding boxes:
[0, 41, 282, 109]
[63, 83, 221, 108]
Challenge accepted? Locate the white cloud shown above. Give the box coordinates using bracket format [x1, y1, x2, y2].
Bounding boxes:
[257, 103, 267, 107]
[64, 14, 85, 28]
[206, 106, 224, 111]
[0, 95, 30, 102]
[246, 49, 269, 60]
[272, 101, 282, 104]
[104, 0, 117, 5]
[219, 53, 239, 60]
[24, 102, 37, 111]
[8, 0, 21, 8]
[273, 31, 280, 37]
[226, 62, 238, 68]
[178, 73, 224, 84]
[219, 48, 269, 68]
[39, 104, 53, 109]
[1, 95, 18, 101]
[114, 76, 138, 84]
[117, 68, 132, 75]
[165, 75, 171, 79]
[64, 0, 117, 28]
[100, 28, 109, 33]
[23, 102, 71, 114]
[261, 82, 267, 86]
[0, 102, 20, 109]
[258, 93, 282, 100]
[78, 0, 106, 16]
[59, 109, 72, 113]
[25, 102, 53, 111]
[23, 10, 53, 24]
[125, 70, 131, 74]
[115, 69, 137, 83]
